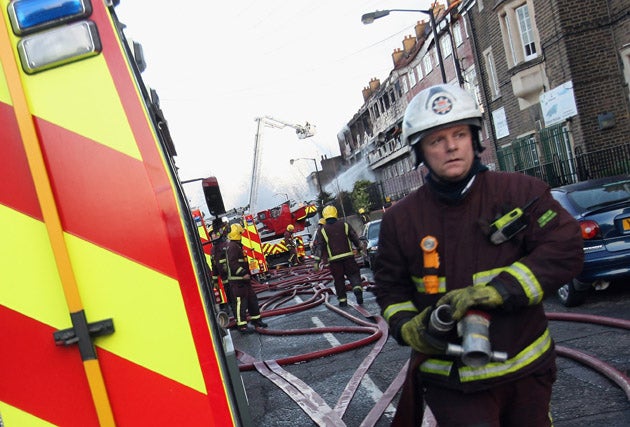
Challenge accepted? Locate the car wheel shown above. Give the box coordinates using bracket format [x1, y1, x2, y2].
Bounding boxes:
[557, 279, 590, 307]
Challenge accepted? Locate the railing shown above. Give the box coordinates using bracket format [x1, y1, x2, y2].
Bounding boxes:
[511, 143, 630, 187]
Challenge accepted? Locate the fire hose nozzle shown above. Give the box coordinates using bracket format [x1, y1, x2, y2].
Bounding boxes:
[444, 310, 508, 367]
[428, 304, 455, 335]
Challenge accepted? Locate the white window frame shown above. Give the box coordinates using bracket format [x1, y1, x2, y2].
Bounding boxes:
[423, 53, 432, 75]
[440, 36, 452, 58]
[409, 69, 417, 87]
[484, 47, 500, 99]
[516, 4, 537, 61]
[415, 63, 423, 81]
[453, 21, 463, 47]
[498, 1, 540, 67]
[622, 47, 630, 104]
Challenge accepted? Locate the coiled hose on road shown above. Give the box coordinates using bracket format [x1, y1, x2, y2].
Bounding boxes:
[231, 263, 630, 426]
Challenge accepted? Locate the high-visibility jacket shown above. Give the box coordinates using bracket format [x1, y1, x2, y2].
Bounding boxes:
[314, 220, 362, 263]
[374, 170, 583, 392]
[226, 241, 249, 283]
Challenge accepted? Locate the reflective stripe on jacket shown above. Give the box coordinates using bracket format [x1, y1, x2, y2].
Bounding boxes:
[374, 170, 583, 392]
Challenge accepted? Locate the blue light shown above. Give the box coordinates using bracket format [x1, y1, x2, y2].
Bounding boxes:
[8, 0, 92, 35]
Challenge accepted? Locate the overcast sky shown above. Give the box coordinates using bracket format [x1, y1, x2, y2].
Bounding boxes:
[115, 0, 434, 213]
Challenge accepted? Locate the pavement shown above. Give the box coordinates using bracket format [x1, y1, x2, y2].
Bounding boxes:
[232, 269, 630, 426]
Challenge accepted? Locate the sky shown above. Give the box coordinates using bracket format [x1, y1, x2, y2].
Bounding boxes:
[115, 0, 435, 214]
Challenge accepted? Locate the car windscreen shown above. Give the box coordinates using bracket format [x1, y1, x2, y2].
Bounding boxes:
[368, 222, 381, 240]
[568, 179, 630, 210]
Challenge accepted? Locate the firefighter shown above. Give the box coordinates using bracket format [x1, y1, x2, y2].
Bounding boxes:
[210, 219, 236, 317]
[311, 217, 327, 271]
[374, 84, 583, 426]
[284, 224, 302, 266]
[358, 208, 371, 224]
[226, 223, 268, 334]
[313, 206, 364, 306]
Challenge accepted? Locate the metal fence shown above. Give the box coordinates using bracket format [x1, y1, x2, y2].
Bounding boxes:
[369, 142, 630, 207]
[507, 143, 630, 188]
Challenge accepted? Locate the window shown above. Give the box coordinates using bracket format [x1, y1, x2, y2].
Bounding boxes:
[423, 53, 432, 75]
[409, 69, 417, 87]
[622, 47, 630, 103]
[499, 1, 539, 66]
[453, 21, 463, 47]
[401, 75, 409, 93]
[516, 5, 537, 60]
[440, 36, 452, 58]
[484, 47, 500, 99]
[415, 63, 423, 81]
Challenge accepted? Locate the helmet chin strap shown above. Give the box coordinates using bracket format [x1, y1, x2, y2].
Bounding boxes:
[425, 157, 489, 204]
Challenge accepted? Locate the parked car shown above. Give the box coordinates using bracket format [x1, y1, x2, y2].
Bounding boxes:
[550, 175, 630, 306]
[360, 219, 381, 269]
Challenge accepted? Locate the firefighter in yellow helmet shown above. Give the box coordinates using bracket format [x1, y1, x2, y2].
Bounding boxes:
[313, 205, 364, 306]
[358, 207, 371, 224]
[226, 223, 268, 333]
[284, 224, 302, 266]
[210, 219, 236, 316]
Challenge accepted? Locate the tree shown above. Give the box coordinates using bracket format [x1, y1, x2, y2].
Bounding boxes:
[351, 180, 373, 213]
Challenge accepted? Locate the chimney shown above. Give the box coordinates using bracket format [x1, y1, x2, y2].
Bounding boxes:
[362, 86, 372, 102]
[369, 78, 380, 92]
[392, 48, 405, 66]
[415, 21, 428, 39]
[402, 35, 416, 53]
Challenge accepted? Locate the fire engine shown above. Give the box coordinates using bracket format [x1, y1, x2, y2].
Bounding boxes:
[245, 115, 319, 267]
[255, 200, 317, 266]
[0, 0, 249, 425]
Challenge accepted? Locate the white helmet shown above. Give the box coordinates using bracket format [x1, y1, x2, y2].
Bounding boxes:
[402, 84, 483, 150]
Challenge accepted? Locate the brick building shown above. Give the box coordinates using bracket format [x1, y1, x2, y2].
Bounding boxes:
[337, 0, 629, 201]
[469, 0, 629, 185]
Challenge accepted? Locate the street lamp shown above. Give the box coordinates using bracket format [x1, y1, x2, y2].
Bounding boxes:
[290, 157, 323, 204]
[361, 8, 447, 84]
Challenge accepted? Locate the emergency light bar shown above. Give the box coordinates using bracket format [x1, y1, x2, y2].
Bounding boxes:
[8, 0, 92, 35]
[17, 20, 101, 74]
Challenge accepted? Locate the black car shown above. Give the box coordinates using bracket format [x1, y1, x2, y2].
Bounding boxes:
[550, 175, 630, 306]
[360, 219, 381, 269]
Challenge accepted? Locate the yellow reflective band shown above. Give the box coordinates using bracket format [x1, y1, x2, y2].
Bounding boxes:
[0, 401, 55, 426]
[505, 261, 543, 304]
[383, 301, 418, 322]
[538, 209, 557, 228]
[459, 329, 552, 382]
[420, 358, 453, 376]
[472, 267, 503, 286]
[473, 263, 543, 305]
[412, 275, 447, 293]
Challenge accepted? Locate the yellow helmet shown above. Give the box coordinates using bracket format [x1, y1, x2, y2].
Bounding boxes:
[358, 208, 365, 214]
[322, 205, 338, 220]
[227, 223, 244, 241]
[318, 218, 326, 225]
[287, 224, 295, 232]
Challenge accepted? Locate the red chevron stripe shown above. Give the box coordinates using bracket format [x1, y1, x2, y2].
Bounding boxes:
[0, 101, 42, 219]
[94, 5, 234, 420]
[36, 117, 177, 276]
[0, 306, 220, 426]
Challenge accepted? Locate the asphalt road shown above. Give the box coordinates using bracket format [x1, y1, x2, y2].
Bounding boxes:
[232, 269, 630, 426]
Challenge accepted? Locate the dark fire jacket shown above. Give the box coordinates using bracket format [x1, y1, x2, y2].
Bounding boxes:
[374, 170, 583, 392]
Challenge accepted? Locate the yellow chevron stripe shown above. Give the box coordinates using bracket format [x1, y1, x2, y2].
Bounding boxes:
[0, 205, 205, 393]
[0, 60, 10, 104]
[0, 401, 54, 427]
[0, 13, 141, 160]
[22, 56, 141, 159]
